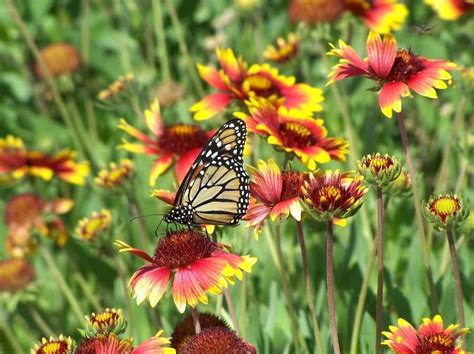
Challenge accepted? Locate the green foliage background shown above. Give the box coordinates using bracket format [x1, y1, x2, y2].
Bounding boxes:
[0, 0, 473, 353]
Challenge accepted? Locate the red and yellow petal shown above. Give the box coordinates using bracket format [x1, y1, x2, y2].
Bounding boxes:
[151, 189, 176, 206]
[149, 154, 173, 187]
[130, 265, 171, 307]
[246, 203, 272, 231]
[175, 148, 201, 183]
[216, 48, 245, 82]
[190, 93, 233, 121]
[326, 39, 369, 85]
[281, 84, 324, 112]
[366, 31, 397, 79]
[270, 197, 302, 221]
[144, 100, 164, 137]
[197, 64, 228, 91]
[57, 160, 90, 185]
[248, 159, 283, 205]
[118, 119, 155, 146]
[172, 268, 209, 313]
[378, 81, 410, 118]
[133, 331, 175, 354]
[382, 318, 419, 352]
[363, 1, 408, 33]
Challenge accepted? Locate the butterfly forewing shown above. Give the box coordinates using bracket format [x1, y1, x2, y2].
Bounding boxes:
[168, 118, 249, 226]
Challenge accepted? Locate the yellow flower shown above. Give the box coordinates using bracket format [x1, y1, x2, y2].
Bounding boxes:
[75, 210, 112, 241]
[95, 159, 134, 188]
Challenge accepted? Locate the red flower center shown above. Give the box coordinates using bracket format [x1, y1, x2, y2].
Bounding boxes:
[36, 340, 70, 354]
[243, 74, 280, 98]
[171, 313, 229, 352]
[279, 122, 316, 148]
[182, 327, 250, 354]
[363, 155, 394, 175]
[0, 258, 35, 292]
[416, 333, 455, 353]
[429, 197, 461, 223]
[385, 49, 425, 82]
[153, 230, 217, 268]
[159, 125, 209, 155]
[281, 171, 307, 200]
[5, 194, 44, 227]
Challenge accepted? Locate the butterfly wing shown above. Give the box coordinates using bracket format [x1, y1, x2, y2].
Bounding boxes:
[173, 118, 249, 225]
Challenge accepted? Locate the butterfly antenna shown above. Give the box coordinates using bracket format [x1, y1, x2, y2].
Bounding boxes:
[129, 213, 165, 224]
[154, 217, 165, 237]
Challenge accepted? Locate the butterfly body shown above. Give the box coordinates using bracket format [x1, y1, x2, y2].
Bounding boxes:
[164, 119, 249, 226]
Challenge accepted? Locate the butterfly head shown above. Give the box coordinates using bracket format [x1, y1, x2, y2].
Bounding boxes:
[164, 205, 194, 225]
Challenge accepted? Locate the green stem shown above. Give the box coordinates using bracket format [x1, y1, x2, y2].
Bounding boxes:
[112, 253, 134, 336]
[113, 1, 131, 72]
[446, 230, 466, 349]
[264, 225, 306, 353]
[164, 0, 204, 96]
[81, 0, 90, 64]
[152, 0, 171, 82]
[326, 221, 341, 354]
[223, 288, 240, 335]
[349, 243, 376, 354]
[396, 111, 439, 314]
[0, 311, 22, 354]
[40, 248, 85, 323]
[27, 304, 54, 337]
[73, 271, 102, 311]
[6, 0, 86, 157]
[375, 187, 384, 354]
[296, 220, 324, 354]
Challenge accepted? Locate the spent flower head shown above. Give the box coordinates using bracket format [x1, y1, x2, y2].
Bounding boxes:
[327, 31, 457, 118]
[383, 314, 469, 353]
[98, 73, 135, 101]
[264, 33, 299, 63]
[424, 193, 470, 231]
[116, 230, 256, 313]
[357, 153, 401, 187]
[289, 0, 345, 23]
[191, 47, 324, 120]
[302, 170, 368, 226]
[0, 258, 36, 293]
[31, 335, 74, 354]
[95, 159, 134, 189]
[35, 43, 81, 78]
[75, 209, 112, 242]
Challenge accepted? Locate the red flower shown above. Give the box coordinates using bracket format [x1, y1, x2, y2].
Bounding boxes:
[383, 315, 469, 353]
[264, 33, 299, 63]
[191, 48, 324, 120]
[302, 170, 367, 226]
[0, 135, 89, 185]
[118, 100, 214, 185]
[327, 31, 457, 118]
[35, 43, 81, 78]
[345, 0, 408, 33]
[246, 159, 307, 233]
[237, 99, 348, 169]
[116, 230, 256, 313]
[425, 0, 474, 20]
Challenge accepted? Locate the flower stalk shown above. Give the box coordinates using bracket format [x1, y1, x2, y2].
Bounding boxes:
[296, 220, 324, 354]
[396, 111, 439, 313]
[191, 307, 202, 334]
[375, 186, 384, 354]
[223, 288, 240, 335]
[446, 230, 466, 348]
[326, 220, 341, 354]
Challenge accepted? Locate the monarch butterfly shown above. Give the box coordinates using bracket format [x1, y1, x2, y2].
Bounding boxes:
[164, 118, 250, 226]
